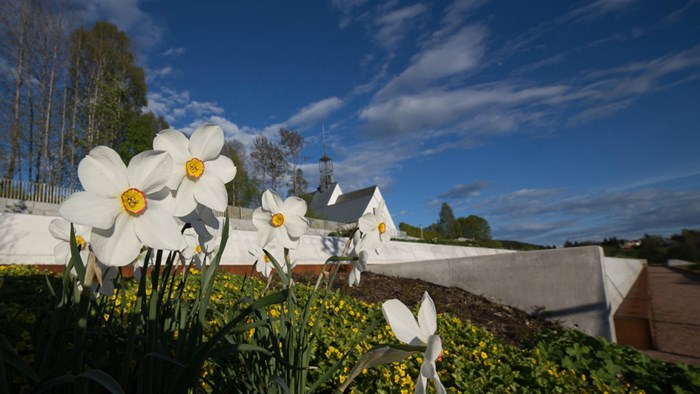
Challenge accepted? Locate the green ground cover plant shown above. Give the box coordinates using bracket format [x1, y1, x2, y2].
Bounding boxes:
[2, 264, 698, 393]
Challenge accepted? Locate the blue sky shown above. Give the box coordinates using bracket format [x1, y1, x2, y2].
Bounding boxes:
[76, 0, 700, 245]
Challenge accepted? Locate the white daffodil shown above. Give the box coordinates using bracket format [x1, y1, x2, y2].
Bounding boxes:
[348, 231, 368, 287]
[252, 190, 309, 249]
[58, 146, 183, 267]
[382, 292, 446, 394]
[153, 124, 236, 216]
[358, 200, 391, 253]
[248, 244, 284, 278]
[182, 227, 220, 269]
[348, 250, 368, 287]
[48, 218, 91, 266]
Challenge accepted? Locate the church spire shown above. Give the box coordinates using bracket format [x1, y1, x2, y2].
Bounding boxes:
[319, 124, 334, 192]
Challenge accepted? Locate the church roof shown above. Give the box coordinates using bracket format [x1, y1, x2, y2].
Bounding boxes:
[313, 185, 379, 224]
[334, 185, 376, 204]
[309, 182, 339, 211]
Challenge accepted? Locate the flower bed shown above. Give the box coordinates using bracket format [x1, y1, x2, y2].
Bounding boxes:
[2, 265, 698, 393]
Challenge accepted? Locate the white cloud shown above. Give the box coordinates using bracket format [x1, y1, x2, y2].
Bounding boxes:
[376, 25, 487, 98]
[361, 84, 568, 137]
[71, 0, 163, 49]
[146, 87, 224, 123]
[286, 97, 343, 127]
[331, 0, 369, 28]
[162, 47, 186, 57]
[374, 3, 428, 49]
[146, 66, 174, 81]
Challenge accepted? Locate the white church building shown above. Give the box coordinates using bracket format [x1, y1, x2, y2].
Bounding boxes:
[308, 146, 397, 232]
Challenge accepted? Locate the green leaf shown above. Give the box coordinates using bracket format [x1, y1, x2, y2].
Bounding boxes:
[79, 369, 125, 394]
[69, 224, 86, 284]
[336, 344, 422, 393]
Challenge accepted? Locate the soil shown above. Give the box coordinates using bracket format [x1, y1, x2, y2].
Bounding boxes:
[293, 270, 559, 348]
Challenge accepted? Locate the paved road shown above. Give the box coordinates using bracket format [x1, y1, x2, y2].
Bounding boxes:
[646, 266, 700, 367]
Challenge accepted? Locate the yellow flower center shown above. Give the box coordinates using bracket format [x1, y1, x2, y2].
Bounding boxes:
[185, 158, 205, 179]
[120, 188, 147, 215]
[263, 254, 270, 262]
[75, 235, 86, 250]
[271, 213, 285, 227]
[377, 222, 386, 234]
[195, 245, 202, 254]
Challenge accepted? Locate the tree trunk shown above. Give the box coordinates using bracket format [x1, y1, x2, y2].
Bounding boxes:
[6, 6, 26, 180]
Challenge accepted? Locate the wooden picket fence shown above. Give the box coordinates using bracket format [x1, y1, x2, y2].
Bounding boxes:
[0, 178, 78, 205]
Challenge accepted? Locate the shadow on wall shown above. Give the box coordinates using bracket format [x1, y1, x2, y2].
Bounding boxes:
[0, 214, 24, 261]
[320, 236, 344, 259]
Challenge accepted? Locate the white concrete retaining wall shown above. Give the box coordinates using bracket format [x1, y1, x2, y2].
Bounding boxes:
[0, 212, 510, 266]
[667, 259, 695, 267]
[368, 246, 646, 342]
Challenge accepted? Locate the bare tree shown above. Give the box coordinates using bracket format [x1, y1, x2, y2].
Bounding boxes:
[279, 127, 305, 196]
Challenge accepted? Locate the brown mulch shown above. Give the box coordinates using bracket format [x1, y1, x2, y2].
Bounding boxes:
[293, 270, 558, 348]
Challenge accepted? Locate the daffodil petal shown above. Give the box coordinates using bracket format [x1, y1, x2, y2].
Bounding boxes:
[77, 146, 128, 196]
[349, 267, 361, 287]
[415, 374, 427, 394]
[153, 129, 191, 164]
[261, 190, 283, 212]
[284, 214, 309, 238]
[433, 374, 446, 394]
[358, 231, 381, 252]
[59, 192, 121, 230]
[54, 242, 70, 265]
[424, 335, 442, 363]
[257, 226, 276, 248]
[359, 213, 378, 233]
[189, 124, 224, 162]
[357, 250, 369, 271]
[277, 227, 300, 249]
[205, 155, 236, 183]
[134, 208, 182, 251]
[127, 150, 172, 194]
[147, 188, 176, 215]
[91, 214, 141, 267]
[194, 174, 228, 212]
[381, 299, 426, 346]
[49, 218, 70, 241]
[281, 196, 307, 217]
[418, 292, 438, 336]
[175, 177, 198, 217]
[252, 208, 270, 230]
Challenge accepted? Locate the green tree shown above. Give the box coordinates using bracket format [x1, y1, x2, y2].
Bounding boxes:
[117, 112, 168, 161]
[287, 168, 309, 197]
[457, 215, 492, 241]
[437, 202, 456, 237]
[221, 140, 258, 208]
[279, 127, 306, 196]
[70, 22, 147, 154]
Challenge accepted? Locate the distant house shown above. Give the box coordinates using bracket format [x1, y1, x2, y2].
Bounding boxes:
[307, 140, 396, 232]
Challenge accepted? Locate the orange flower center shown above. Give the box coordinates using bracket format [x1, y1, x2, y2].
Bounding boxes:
[437, 351, 444, 362]
[185, 157, 205, 179]
[75, 235, 86, 250]
[377, 222, 386, 234]
[271, 213, 285, 227]
[120, 188, 147, 215]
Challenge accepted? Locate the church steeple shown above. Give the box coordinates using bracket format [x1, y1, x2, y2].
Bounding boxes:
[319, 125, 334, 192]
